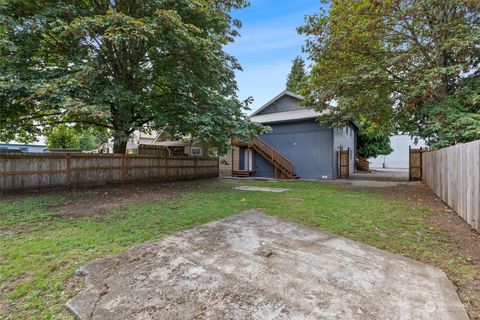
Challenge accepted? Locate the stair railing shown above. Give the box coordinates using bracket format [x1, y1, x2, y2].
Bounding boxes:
[252, 137, 294, 175]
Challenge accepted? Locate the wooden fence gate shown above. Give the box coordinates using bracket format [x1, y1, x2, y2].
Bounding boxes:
[338, 148, 350, 179]
[409, 147, 424, 181]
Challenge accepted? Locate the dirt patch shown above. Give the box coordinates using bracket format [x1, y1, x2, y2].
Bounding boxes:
[343, 181, 480, 319]
[1, 180, 216, 218]
[0, 273, 33, 316]
[47, 181, 206, 218]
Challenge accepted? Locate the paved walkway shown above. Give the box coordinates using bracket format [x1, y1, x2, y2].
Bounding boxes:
[67, 211, 467, 320]
[352, 168, 409, 182]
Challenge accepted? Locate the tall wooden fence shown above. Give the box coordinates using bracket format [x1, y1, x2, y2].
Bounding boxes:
[422, 140, 480, 231]
[0, 153, 219, 191]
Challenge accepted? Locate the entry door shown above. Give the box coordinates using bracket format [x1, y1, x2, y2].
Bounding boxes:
[244, 149, 254, 171]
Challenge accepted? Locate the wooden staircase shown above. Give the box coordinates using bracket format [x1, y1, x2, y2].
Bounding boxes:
[233, 137, 298, 179]
[355, 154, 371, 172]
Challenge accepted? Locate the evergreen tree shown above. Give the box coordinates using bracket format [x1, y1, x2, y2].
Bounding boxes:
[286, 57, 307, 94]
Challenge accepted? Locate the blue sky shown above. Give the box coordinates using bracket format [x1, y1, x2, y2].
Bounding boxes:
[226, 0, 325, 113]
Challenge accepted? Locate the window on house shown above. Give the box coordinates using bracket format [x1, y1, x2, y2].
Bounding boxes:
[191, 147, 202, 156]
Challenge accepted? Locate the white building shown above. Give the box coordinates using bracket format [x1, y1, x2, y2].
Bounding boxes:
[369, 135, 426, 169]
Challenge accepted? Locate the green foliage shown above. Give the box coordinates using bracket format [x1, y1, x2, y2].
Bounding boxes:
[299, 0, 480, 147]
[46, 126, 80, 150]
[405, 76, 480, 148]
[357, 120, 392, 159]
[78, 131, 100, 151]
[0, 0, 262, 153]
[286, 56, 307, 94]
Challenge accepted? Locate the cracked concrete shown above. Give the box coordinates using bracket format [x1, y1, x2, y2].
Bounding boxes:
[66, 211, 468, 320]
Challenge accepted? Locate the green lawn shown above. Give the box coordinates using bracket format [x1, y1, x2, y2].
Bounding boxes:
[0, 179, 477, 319]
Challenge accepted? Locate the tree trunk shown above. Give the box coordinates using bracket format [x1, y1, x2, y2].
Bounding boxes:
[113, 134, 128, 154]
[111, 106, 131, 154]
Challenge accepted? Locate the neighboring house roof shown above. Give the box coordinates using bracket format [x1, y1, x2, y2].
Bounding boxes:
[155, 140, 202, 147]
[1, 136, 47, 147]
[0, 143, 47, 147]
[250, 108, 323, 124]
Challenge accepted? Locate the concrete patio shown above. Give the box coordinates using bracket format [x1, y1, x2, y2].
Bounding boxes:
[67, 211, 468, 320]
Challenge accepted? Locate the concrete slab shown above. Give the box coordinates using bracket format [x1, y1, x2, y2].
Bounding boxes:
[67, 211, 468, 320]
[235, 186, 291, 192]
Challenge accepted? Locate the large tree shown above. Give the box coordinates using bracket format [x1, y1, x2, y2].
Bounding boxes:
[0, 0, 260, 153]
[299, 0, 480, 147]
[286, 56, 307, 94]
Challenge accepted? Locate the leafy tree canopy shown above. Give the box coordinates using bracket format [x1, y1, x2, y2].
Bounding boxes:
[46, 125, 80, 150]
[0, 0, 262, 153]
[356, 119, 392, 159]
[299, 0, 480, 147]
[286, 56, 307, 94]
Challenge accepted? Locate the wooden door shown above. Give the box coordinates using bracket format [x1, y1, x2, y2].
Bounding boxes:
[338, 148, 350, 179]
[409, 147, 423, 181]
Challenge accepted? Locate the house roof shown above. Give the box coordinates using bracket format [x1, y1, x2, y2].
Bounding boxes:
[249, 108, 324, 124]
[249, 90, 359, 128]
[250, 90, 304, 117]
[249, 90, 326, 124]
[1, 136, 47, 147]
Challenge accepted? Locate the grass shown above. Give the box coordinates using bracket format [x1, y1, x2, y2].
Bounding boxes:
[0, 179, 478, 319]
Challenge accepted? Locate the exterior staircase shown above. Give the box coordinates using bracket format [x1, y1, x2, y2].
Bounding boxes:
[232, 137, 298, 179]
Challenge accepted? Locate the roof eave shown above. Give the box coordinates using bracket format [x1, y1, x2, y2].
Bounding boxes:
[250, 116, 319, 125]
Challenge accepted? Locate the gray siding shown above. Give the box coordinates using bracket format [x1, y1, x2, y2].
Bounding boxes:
[333, 125, 357, 178]
[259, 95, 302, 114]
[255, 120, 334, 179]
[255, 153, 275, 177]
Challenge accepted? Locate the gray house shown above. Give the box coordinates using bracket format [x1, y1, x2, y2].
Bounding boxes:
[232, 91, 358, 180]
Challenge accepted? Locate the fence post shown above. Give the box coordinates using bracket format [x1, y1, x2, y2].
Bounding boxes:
[165, 156, 169, 181]
[194, 156, 198, 177]
[408, 146, 411, 181]
[66, 153, 71, 186]
[420, 147, 423, 180]
[121, 154, 126, 181]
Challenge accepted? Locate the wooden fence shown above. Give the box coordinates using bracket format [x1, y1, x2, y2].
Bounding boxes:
[422, 140, 480, 231]
[0, 153, 219, 191]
